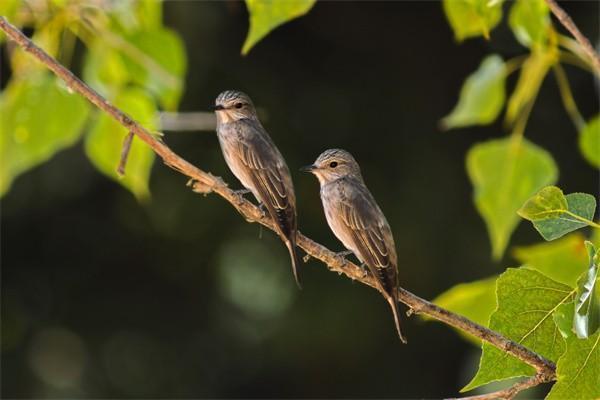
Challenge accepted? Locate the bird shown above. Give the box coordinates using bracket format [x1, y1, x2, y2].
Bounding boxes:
[301, 149, 406, 343]
[213, 90, 301, 288]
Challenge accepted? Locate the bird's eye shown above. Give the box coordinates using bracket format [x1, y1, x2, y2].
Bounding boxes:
[329, 161, 338, 168]
[235, 102, 243, 109]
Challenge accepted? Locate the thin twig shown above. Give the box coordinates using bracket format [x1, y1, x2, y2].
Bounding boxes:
[117, 131, 135, 176]
[545, 0, 600, 74]
[552, 64, 585, 131]
[449, 374, 548, 400]
[0, 16, 557, 391]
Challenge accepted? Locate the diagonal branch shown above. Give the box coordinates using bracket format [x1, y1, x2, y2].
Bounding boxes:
[545, 0, 600, 74]
[449, 374, 549, 400]
[0, 16, 557, 392]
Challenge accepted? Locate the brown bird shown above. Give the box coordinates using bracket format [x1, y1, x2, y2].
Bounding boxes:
[302, 149, 406, 343]
[214, 90, 301, 288]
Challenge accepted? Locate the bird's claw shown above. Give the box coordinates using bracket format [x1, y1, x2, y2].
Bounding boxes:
[335, 250, 353, 267]
[233, 188, 251, 205]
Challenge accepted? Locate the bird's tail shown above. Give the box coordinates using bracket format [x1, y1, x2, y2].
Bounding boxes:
[387, 295, 407, 344]
[285, 238, 302, 289]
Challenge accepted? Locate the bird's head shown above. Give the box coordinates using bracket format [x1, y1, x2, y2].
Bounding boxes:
[301, 148, 363, 185]
[214, 90, 257, 123]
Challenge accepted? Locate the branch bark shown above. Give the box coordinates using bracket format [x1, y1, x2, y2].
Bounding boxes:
[0, 16, 557, 394]
[450, 374, 549, 400]
[545, 0, 600, 74]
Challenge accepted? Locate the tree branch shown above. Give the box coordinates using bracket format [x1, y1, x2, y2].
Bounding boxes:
[0, 16, 556, 393]
[545, 0, 600, 74]
[450, 374, 549, 400]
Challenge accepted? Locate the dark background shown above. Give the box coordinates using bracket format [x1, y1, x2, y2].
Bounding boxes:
[2, 1, 599, 398]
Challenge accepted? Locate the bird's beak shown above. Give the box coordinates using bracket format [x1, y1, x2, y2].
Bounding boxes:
[213, 105, 225, 111]
[300, 164, 317, 173]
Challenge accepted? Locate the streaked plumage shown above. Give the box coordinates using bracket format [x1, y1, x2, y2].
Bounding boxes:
[302, 149, 406, 343]
[214, 90, 301, 288]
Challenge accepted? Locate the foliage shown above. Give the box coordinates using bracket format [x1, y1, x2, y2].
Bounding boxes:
[519, 186, 598, 241]
[242, 0, 316, 55]
[436, 1, 599, 397]
[0, 0, 186, 197]
[467, 138, 557, 259]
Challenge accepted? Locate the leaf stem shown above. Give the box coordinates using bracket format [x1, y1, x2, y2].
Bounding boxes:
[552, 63, 585, 131]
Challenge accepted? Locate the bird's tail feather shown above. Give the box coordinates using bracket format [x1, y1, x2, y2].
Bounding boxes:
[387, 295, 407, 344]
[285, 239, 302, 289]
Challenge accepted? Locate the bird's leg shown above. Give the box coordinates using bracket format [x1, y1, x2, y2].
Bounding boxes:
[335, 250, 354, 266]
[257, 202, 267, 219]
[359, 262, 369, 278]
[232, 188, 251, 205]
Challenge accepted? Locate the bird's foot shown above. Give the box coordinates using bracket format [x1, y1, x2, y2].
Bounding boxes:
[233, 188, 251, 205]
[360, 263, 369, 278]
[257, 202, 267, 219]
[335, 250, 353, 266]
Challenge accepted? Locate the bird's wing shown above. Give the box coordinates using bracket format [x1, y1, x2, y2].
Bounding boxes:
[236, 124, 296, 238]
[338, 182, 398, 292]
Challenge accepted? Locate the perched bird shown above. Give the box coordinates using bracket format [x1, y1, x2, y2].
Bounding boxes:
[213, 90, 301, 288]
[301, 149, 406, 343]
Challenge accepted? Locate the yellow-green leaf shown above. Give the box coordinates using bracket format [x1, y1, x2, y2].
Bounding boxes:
[85, 89, 156, 200]
[0, 74, 90, 196]
[574, 242, 600, 339]
[463, 268, 574, 392]
[508, 0, 550, 48]
[442, 0, 504, 42]
[431, 276, 497, 344]
[579, 114, 600, 168]
[505, 50, 554, 126]
[467, 137, 558, 259]
[513, 233, 588, 286]
[441, 55, 506, 129]
[546, 331, 600, 399]
[518, 186, 597, 241]
[242, 0, 316, 55]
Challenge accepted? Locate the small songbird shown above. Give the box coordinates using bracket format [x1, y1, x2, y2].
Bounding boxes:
[214, 90, 301, 288]
[301, 149, 406, 343]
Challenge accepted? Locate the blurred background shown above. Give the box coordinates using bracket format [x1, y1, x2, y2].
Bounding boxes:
[2, 1, 598, 398]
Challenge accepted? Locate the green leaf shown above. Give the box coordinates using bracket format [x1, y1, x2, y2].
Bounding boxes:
[431, 276, 497, 344]
[505, 50, 554, 126]
[441, 55, 506, 129]
[554, 301, 576, 339]
[463, 268, 574, 392]
[546, 332, 600, 400]
[120, 27, 187, 110]
[467, 137, 558, 259]
[442, 0, 504, 42]
[508, 0, 550, 48]
[242, 0, 316, 55]
[0, 0, 20, 44]
[579, 114, 600, 168]
[513, 233, 588, 286]
[518, 186, 597, 241]
[84, 26, 186, 111]
[574, 242, 600, 338]
[85, 88, 156, 200]
[0, 74, 90, 196]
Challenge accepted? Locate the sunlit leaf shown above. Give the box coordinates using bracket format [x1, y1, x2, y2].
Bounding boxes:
[441, 55, 506, 129]
[518, 186, 597, 241]
[579, 114, 600, 168]
[463, 268, 574, 392]
[0, 0, 20, 44]
[508, 0, 550, 48]
[546, 331, 600, 399]
[0, 74, 90, 196]
[574, 242, 600, 339]
[513, 233, 588, 286]
[119, 27, 187, 110]
[242, 0, 316, 55]
[505, 50, 554, 126]
[554, 301, 575, 339]
[467, 138, 558, 259]
[431, 276, 497, 344]
[442, 0, 504, 42]
[85, 88, 156, 200]
[83, 43, 131, 96]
